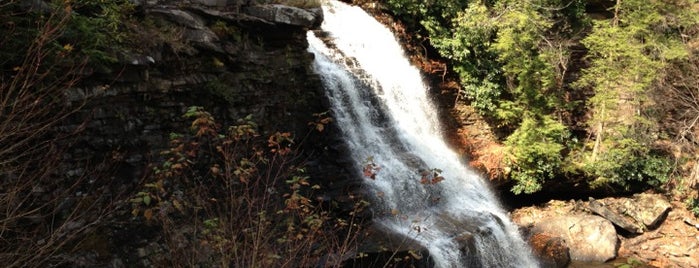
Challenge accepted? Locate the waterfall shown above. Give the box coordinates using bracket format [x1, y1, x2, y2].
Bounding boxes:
[307, 1, 539, 267]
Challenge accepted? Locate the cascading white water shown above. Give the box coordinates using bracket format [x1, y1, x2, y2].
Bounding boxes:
[307, 1, 539, 267]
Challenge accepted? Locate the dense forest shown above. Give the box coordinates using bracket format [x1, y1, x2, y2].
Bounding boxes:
[2, 0, 699, 267]
[381, 0, 699, 200]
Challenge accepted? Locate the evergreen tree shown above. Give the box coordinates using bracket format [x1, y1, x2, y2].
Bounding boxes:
[575, 0, 697, 189]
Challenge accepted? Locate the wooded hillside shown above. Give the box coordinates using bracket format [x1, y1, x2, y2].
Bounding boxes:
[381, 0, 699, 206]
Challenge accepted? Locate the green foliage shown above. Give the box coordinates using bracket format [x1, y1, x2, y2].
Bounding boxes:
[384, 0, 584, 123]
[587, 149, 672, 190]
[1, 3, 68, 71]
[384, 0, 467, 27]
[430, 1, 585, 193]
[580, 126, 672, 190]
[686, 197, 699, 218]
[575, 0, 696, 190]
[384, 0, 697, 193]
[614, 257, 646, 268]
[440, 3, 504, 115]
[505, 115, 569, 194]
[425, 0, 587, 127]
[0, 0, 134, 72]
[64, 0, 134, 65]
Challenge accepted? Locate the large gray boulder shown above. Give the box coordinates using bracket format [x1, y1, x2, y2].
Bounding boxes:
[531, 215, 618, 262]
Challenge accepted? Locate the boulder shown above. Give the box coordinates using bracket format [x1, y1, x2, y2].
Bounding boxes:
[589, 198, 644, 234]
[528, 232, 570, 268]
[532, 215, 618, 262]
[628, 193, 672, 228]
[587, 194, 672, 233]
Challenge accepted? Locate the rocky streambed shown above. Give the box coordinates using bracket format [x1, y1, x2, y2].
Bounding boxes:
[511, 193, 699, 268]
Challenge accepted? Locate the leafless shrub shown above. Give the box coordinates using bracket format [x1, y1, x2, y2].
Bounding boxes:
[0, 2, 115, 267]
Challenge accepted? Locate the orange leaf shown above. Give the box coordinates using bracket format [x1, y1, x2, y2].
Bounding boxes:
[431, 176, 445, 184]
[144, 209, 154, 221]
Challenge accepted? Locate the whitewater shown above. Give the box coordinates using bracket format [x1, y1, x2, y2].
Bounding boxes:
[307, 1, 539, 267]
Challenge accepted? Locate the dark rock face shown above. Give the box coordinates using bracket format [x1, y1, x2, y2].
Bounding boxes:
[61, 1, 333, 179]
[53, 2, 363, 264]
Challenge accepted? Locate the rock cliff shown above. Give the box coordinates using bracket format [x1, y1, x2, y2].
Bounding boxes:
[51, 1, 360, 265]
[60, 1, 342, 183]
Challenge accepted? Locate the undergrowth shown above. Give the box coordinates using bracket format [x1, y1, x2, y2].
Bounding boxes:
[130, 107, 366, 267]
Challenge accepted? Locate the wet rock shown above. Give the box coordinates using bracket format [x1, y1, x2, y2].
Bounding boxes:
[347, 224, 435, 268]
[532, 215, 618, 262]
[455, 231, 485, 267]
[528, 232, 570, 268]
